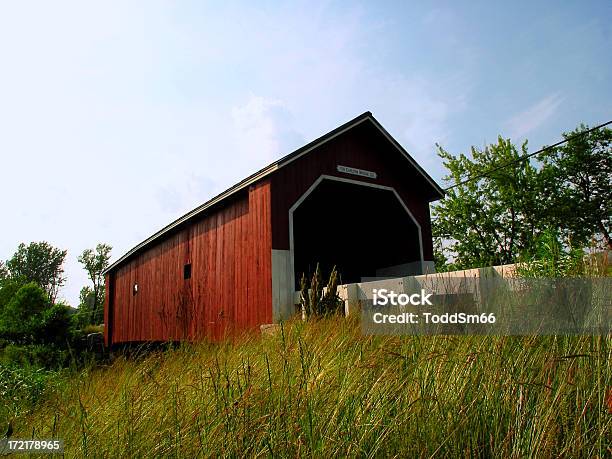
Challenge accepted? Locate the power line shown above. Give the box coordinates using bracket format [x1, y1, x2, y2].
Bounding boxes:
[444, 120, 612, 191]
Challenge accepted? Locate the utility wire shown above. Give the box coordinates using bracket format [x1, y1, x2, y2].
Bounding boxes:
[444, 120, 612, 191]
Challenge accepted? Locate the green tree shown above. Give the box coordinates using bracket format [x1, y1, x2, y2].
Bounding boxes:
[432, 137, 545, 269]
[77, 286, 104, 326]
[78, 244, 112, 324]
[539, 125, 611, 249]
[0, 280, 24, 313]
[0, 282, 73, 367]
[0, 283, 48, 343]
[5, 242, 67, 303]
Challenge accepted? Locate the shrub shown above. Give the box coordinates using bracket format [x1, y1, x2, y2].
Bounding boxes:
[0, 284, 79, 370]
[0, 279, 24, 311]
[0, 283, 48, 342]
[0, 284, 73, 347]
[37, 304, 73, 345]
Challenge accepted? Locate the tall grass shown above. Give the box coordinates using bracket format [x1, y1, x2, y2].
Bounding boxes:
[12, 317, 611, 457]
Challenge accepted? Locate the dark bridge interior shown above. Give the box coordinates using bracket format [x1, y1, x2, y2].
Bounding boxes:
[292, 179, 422, 288]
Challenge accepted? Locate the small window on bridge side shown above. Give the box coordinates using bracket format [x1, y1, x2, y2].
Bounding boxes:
[184, 263, 192, 280]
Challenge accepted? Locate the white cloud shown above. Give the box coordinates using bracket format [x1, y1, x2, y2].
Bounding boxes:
[505, 93, 564, 139]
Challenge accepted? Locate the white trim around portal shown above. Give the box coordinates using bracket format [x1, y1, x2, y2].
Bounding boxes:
[288, 174, 425, 287]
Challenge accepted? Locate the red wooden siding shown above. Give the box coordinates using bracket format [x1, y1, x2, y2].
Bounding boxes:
[105, 180, 272, 345]
[270, 121, 436, 260]
[104, 115, 442, 345]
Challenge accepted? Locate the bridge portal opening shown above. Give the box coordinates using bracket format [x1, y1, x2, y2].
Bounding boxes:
[292, 178, 423, 288]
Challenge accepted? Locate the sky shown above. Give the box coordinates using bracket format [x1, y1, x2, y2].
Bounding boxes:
[1, 1, 610, 307]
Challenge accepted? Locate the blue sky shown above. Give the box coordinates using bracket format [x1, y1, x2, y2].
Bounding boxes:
[1, 1, 610, 306]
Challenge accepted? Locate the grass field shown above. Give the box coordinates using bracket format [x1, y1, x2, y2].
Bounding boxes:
[10, 317, 612, 457]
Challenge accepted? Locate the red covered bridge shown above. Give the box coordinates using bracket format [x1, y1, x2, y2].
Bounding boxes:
[103, 112, 444, 345]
